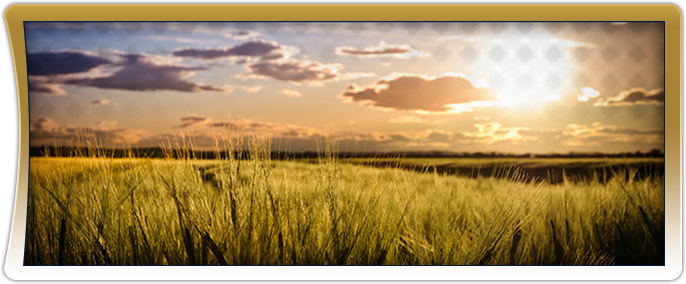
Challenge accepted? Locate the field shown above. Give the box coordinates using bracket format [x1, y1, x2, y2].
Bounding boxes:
[337, 157, 665, 184]
[25, 139, 664, 265]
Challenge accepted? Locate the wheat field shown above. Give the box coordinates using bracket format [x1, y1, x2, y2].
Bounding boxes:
[24, 135, 664, 265]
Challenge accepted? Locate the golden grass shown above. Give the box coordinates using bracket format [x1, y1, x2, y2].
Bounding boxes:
[24, 132, 664, 265]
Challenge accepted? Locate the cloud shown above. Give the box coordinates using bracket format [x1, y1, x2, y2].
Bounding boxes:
[389, 116, 426, 123]
[561, 139, 600, 148]
[462, 122, 537, 145]
[172, 115, 468, 151]
[27, 51, 227, 94]
[240, 60, 348, 85]
[415, 129, 455, 143]
[28, 77, 67, 95]
[226, 30, 260, 40]
[593, 88, 665, 106]
[562, 122, 664, 146]
[172, 40, 295, 61]
[209, 119, 325, 140]
[29, 117, 150, 146]
[173, 39, 372, 86]
[339, 72, 377, 80]
[176, 116, 325, 141]
[225, 85, 263, 93]
[136, 35, 222, 45]
[91, 99, 111, 105]
[338, 73, 499, 113]
[336, 128, 459, 149]
[175, 114, 213, 128]
[66, 53, 227, 93]
[279, 89, 302, 97]
[26, 51, 109, 95]
[32, 114, 538, 152]
[27, 51, 111, 76]
[335, 42, 427, 59]
[577, 87, 601, 102]
[338, 129, 456, 144]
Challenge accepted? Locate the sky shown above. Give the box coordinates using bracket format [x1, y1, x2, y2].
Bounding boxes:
[25, 21, 665, 154]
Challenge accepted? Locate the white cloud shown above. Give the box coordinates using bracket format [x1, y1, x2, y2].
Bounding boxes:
[279, 89, 302, 97]
[577, 87, 600, 102]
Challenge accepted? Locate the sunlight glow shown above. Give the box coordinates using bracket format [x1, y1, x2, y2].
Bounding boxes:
[444, 34, 589, 48]
[545, 92, 562, 101]
[480, 31, 579, 110]
[445, 100, 507, 114]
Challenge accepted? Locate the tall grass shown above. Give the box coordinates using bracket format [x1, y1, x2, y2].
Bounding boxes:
[25, 128, 664, 265]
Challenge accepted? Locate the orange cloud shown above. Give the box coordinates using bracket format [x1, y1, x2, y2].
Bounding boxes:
[279, 89, 303, 97]
[338, 73, 499, 113]
[29, 117, 151, 146]
[462, 122, 537, 145]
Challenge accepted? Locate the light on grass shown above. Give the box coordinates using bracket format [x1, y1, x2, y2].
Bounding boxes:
[25, 124, 664, 265]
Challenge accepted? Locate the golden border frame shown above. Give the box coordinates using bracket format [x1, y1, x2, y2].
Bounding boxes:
[3, 4, 682, 280]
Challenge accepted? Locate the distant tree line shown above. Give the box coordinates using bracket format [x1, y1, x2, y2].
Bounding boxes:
[29, 146, 665, 159]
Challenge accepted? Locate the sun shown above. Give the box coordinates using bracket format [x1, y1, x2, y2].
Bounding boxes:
[482, 32, 581, 109]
